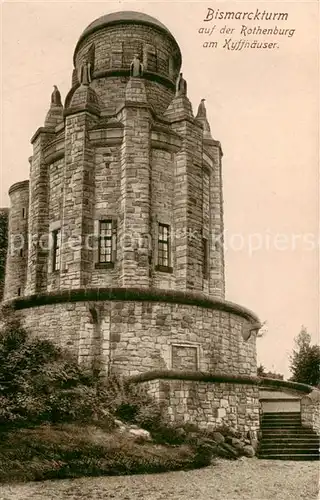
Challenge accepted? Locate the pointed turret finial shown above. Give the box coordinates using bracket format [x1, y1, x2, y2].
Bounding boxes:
[130, 54, 144, 77]
[51, 85, 62, 107]
[68, 84, 101, 116]
[176, 73, 187, 97]
[196, 98, 207, 118]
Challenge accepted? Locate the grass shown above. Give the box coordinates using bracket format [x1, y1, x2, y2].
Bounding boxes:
[0, 423, 211, 483]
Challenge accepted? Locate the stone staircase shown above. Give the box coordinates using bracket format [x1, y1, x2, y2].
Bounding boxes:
[258, 412, 320, 460]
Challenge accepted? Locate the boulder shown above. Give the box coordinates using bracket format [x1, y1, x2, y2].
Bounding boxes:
[221, 442, 239, 457]
[227, 427, 241, 438]
[212, 432, 225, 444]
[226, 436, 242, 447]
[186, 432, 199, 445]
[233, 442, 246, 453]
[250, 439, 259, 451]
[128, 428, 152, 441]
[243, 445, 255, 457]
[198, 438, 218, 453]
[114, 419, 124, 427]
[217, 443, 238, 459]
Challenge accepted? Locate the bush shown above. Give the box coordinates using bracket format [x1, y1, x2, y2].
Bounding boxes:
[0, 315, 110, 428]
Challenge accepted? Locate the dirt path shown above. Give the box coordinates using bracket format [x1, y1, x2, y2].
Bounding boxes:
[0, 459, 319, 500]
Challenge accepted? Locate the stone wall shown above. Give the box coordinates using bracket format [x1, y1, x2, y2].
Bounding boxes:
[301, 390, 320, 434]
[138, 378, 260, 435]
[12, 293, 258, 377]
[4, 181, 29, 299]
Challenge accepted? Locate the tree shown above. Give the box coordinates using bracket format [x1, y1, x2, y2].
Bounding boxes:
[257, 364, 266, 376]
[257, 363, 283, 380]
[289, 326, 320, 386]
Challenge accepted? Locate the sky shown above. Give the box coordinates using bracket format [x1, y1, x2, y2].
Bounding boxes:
[1, 1, 319, 378]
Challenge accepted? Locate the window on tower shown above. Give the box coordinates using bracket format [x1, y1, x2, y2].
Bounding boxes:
[202, 237, 209, 279]
[156, 223, 172, 273]
[98, 220, 117, 265]
[52, 228, 61, 272]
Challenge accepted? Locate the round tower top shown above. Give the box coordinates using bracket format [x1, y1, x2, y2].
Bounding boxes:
[80, 11, 174, 40]
[74, 11, 180, 61]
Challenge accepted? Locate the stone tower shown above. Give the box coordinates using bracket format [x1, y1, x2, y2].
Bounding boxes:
[3, 12, 261, 383]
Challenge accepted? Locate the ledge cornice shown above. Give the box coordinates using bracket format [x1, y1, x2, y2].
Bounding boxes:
[4, 286, 260, 325]
[127, 370, 315, 394]
[30, 127, 55, 145]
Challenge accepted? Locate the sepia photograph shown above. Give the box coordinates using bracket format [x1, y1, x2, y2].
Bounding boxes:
[0, 1, 319, 498]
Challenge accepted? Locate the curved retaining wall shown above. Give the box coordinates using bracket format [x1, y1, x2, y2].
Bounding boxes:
[129, 371, 318, 436]
[5, 287, 260, 378]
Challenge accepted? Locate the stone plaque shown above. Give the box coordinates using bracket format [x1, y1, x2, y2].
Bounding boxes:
[171, 344, 198, 371]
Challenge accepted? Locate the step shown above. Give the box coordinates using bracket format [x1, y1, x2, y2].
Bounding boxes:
[262, 413, 301, 418]
[259, 447, 319, 454]
[263, 412, 301, 416]
[261, 422, 302, 429]
[262, 414, 301, 418]
[263, 413, 301, 415]
[261, 439, 320, 446]
[262, 418, 302, 423]
[261, 426, 305, 430]
[262, 428, 317, 434]
[262, 416, 301, 420]
[258, 454, 319, 461]
[262, 419, 301, 424]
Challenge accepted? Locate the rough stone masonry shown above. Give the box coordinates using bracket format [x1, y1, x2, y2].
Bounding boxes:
[2, 11, 263, 434]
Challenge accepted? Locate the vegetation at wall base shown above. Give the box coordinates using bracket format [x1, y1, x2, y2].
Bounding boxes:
[0, 315, 216, 483]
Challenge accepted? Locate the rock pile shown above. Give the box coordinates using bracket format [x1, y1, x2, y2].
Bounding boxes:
[113, 419, 258, 460]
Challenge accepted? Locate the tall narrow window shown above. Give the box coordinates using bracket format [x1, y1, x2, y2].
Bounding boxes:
[98, 220, 117, 264]
[202, 237, 209, 279]
[158, 223, 170, 268]
[52, 229, 61, 272]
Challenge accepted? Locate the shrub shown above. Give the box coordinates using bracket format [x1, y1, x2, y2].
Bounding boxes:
[0, 315, 110, 428]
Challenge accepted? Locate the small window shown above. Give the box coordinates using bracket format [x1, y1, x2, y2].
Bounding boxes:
[19, 248, 24, 257]
[158, 223, 170, 267]
[17, 288, 21, 296]
[52, 228, 61, 272]
[202, 237, 209, 279]
[98, 220, 117, 263]
[22, 207, 26, 218]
